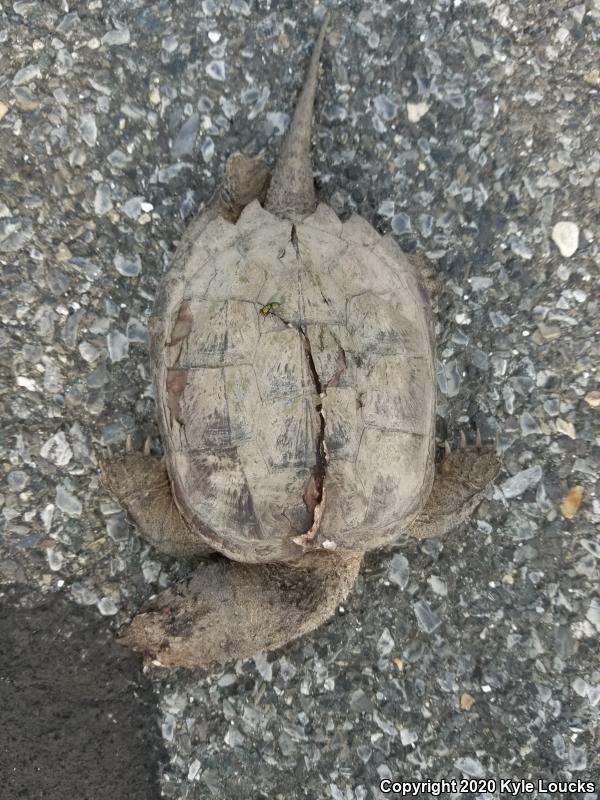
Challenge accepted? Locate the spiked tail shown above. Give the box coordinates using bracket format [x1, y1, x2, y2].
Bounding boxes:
[265, 13, 330, 219]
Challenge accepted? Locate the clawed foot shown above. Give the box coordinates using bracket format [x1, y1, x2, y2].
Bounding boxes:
[437, 426, 499, 487]
[408, 426, 500, 540]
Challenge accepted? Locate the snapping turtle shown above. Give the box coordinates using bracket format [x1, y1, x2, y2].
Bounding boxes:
[103, 14, 499, 670]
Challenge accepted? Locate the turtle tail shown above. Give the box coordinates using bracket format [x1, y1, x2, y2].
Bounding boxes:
[265, 12, 330, 219]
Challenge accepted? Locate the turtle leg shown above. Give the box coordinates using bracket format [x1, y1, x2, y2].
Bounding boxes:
[116, 551, 363, 670]
[99, 451, 213, 559]
[407, 435, 500, 539]
[182, 153, 271, 241]
[409, 250, 439, 304]
[218, 153, 271, 221]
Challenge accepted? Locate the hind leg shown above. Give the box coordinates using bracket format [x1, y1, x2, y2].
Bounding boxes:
[100, 451, 213, 559]
[116, 550, 362, 670]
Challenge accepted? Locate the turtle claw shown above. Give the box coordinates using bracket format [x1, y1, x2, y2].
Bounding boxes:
[440, 440, 452, 473]
[126, 434, 133, 453]
[440, 429, 487, 471]
[143, 437, 152, 456]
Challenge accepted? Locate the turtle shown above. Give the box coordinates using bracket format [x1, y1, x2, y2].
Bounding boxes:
[102, 13, 500, 670]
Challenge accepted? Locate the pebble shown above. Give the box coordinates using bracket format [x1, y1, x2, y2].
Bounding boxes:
[12, 64, 41, 86]
[584, 390, 600, 408]
[378, 200, 395, 218]
[520, 412, 541, 436]
[206, 60, 225, 81]
[568, 744, 587, 771]
[40, 431, 73, 466]
[454, 756, 486, 778]
[201, 137, 215, 163]
[418, 213, 434, 238]
[585, 599, 600, 632]
[428, 575, 448, 596]
[588, 685, 600, 707]
[79, 341, 101, 363]
[70, 584, 99, 606]
[224, 726, 245, 748]
[437, 360, 462, 397]
[391, 213, 412, 236]
[106, 514, 129, 542]
[114, 252, 142, 277]
[377, 627, 395, 656]
[79, 113, 97, 147]
[407, 101, 430, 122]
[126, 319, 149, 344]
[0, 217, 34, 252]
[374, 94, 399, 121]
[555, 418, 576, 439]
[187, 759, 201, 781]
[161, 715, 176, 741]
[388, 553, 410, 589]
[400, 728, 418, 746]
[7, 470, 29, 491]
[265, 112, 289, 137]
[94, 183, 113, 215]
[172, 114, 200, 157]
[102, 28, 131, 46]
[253, 651, 272, 681]
[97, 596, 118, 616]
[40, 505, 54, 533]
[413, 599, 442, 633]
[551, 221, 579, 257]
[121, 197, 145, 219]
[141, 560, 161, 584]
[55, 484, 82, 517]
[499, 465, 542, 499]
[107, 330, 129, 362]
[47, 548, 64, 572]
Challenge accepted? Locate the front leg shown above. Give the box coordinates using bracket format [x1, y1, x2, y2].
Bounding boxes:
[408, 436, 500, 539]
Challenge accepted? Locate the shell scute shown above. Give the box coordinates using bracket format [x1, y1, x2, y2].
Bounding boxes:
[253, 327, 312, 401]
[305, 323, 354, 390]
[170, 448, 262, 544]
[321, 387, 361, 461]
[304, 202, 343, 236]
[256, 395, 320, 470]
[299, 267, 346, 325]
[346, 292, 423, 356]
[359, 354, 434, 435]
[166, 299, 259, 369]
[341, 213, 382, 246]
[354, 428, 432, 528]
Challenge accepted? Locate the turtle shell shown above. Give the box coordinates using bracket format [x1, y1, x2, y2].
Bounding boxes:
[150, 200, 436, 563]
